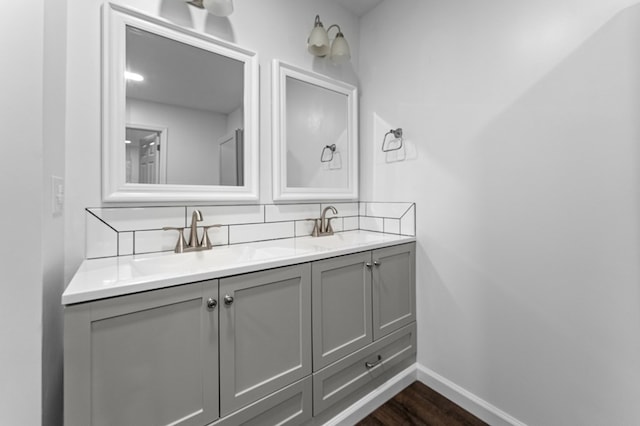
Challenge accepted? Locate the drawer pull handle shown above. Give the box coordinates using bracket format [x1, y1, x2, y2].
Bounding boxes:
[365, 262, 373, 269]
[224, 295, 234, 306]
[365, 355, 382, 369]
[373, 260, 381, 266]
[206, 298, 217, 309]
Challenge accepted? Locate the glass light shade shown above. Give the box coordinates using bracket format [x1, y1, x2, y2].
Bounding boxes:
[203, 0, 233, 17]
[308, 25, 330, 57]
[330, 34, 350, 64]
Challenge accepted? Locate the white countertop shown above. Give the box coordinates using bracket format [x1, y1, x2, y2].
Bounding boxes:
[62, 230, 415, 305]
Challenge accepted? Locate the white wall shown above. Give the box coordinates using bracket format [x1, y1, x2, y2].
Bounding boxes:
[0, 2, 45, 425]
[127, 98, 226, 184]
[359, 0, 640, 424]
[42, 0, 67, 424]
[64, 0, 360, 281]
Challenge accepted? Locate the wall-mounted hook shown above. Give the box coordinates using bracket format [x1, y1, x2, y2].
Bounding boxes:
[382, 128, 403, 152]
[321, 144, 337, 162]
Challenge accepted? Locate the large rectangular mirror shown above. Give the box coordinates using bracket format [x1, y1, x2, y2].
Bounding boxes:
[272, 60, 358, 201]
[103, 4, 258, 202]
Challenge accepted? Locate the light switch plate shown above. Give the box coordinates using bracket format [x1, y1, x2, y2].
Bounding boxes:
[52, 176, 64, 216]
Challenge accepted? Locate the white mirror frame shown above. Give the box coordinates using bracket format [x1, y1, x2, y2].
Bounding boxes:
[272, 60, 358, 201]
[102, 3, 259, 202]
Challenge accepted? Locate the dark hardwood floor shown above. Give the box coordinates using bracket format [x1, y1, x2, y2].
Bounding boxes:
[356, 382, 488, 426]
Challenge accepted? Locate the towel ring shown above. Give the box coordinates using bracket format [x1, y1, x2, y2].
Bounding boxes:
[321, 144, 336, 162]
[382, 128, 403, 152]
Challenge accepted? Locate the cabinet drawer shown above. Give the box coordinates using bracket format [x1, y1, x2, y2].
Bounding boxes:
[216, 376, 312, 426]
[312, 322, 417, 415]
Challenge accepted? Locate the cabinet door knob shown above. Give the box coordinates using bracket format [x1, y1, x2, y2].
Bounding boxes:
[206, 298, 217, 309]
[373, 260, 381, 266]
[224, 295, 234, 306]
[365, 355, 382, 369]
[365, 262, 373, 269]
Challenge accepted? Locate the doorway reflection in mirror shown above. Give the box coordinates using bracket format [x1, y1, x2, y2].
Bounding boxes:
[125, 25, 244, 186]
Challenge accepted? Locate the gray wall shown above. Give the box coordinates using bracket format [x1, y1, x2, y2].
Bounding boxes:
[0, 1, 46, 424]
[359, 0, 640, 424]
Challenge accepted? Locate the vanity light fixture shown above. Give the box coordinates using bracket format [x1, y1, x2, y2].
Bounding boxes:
[307, 15, 351, 64]
[124, 71, 144, 82]
[186, 0, 234, 17]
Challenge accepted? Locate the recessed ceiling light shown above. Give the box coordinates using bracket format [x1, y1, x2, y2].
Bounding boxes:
[125, 140, 132, 144]
[124, 71, 144, 82]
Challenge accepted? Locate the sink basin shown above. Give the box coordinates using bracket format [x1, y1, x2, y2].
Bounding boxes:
[130, 251, 229, 276]
[130, 244, 312, 277]
[296, 231, 385, 250]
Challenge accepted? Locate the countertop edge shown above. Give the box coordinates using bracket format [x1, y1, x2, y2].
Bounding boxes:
[62, 231, 416, 305]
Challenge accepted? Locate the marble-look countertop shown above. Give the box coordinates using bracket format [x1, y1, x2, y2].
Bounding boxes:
[62, 230, 416, 305]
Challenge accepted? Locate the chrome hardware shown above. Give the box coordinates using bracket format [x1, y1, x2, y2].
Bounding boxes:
[365, 355, 382, 369]
[201, 225, 222, 249]
[162, 227, 187, 253]
[305, 218, 321, 237]
[373, 260, 381, 266]
[382, 128, 403, 152]
[163, 210, 221, 253]
[224, 295, 234, 306]
[365, 262, 373, 269]
[206, 298, 217, 309]
[187, 210, 203, 248]
[320, 205, 338, 236]
[320, 144, 336, 163]
[306, 206, 338, 237]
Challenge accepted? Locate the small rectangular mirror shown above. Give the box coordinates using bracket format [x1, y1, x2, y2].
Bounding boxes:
[272, 60, 358, 201]
[103, 4, 258, 202]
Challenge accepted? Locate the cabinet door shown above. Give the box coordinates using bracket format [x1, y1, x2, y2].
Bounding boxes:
[312, 251, 373, 371]
[372, 243, 416, 340]
[219, 264, 312, 416]
[64, 280, 219, 426]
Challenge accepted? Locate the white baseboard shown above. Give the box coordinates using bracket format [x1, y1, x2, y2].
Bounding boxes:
[416, 364, 527, 426]
[323, 363, 418, 426]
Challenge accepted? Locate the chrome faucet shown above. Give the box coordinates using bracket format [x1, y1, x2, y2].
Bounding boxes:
[163, 210, 221, 253]
[187, 210, 203, 248]
[306, 206, 339, 237]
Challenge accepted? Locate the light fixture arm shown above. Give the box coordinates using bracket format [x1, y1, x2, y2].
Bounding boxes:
[326, 24, 344, 38]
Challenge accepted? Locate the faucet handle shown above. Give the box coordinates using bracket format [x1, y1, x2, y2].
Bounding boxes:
[163, 227, 187, 253]
[201, 224, 222, 249]
[326, 217, 337, 235]
[305, 218, 320, 237]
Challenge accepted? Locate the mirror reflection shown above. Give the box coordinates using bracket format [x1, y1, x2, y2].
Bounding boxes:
[286, 76, 348, 188]
[272, 60, 358, 201]
[125, 26, 244, 186]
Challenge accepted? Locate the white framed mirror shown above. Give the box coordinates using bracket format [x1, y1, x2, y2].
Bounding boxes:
[272, 60, 358, 201]
[102, 3, 259, 202]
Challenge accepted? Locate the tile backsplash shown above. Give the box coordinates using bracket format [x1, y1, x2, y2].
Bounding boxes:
[85, 201, 416, 259]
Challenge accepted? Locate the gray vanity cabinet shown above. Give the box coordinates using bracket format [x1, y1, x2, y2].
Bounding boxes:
[311, 251, 373, 371]
[64, 241, 415, 426]
[311, 242, 417, 416]
[64, 279, 219, 426]
[372, 243, 416, 340]
[219, 263, 312, 417]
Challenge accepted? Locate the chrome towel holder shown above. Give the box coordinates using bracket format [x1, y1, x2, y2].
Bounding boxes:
[321, 144, 337, 162]
[382, 128, 403, 152]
